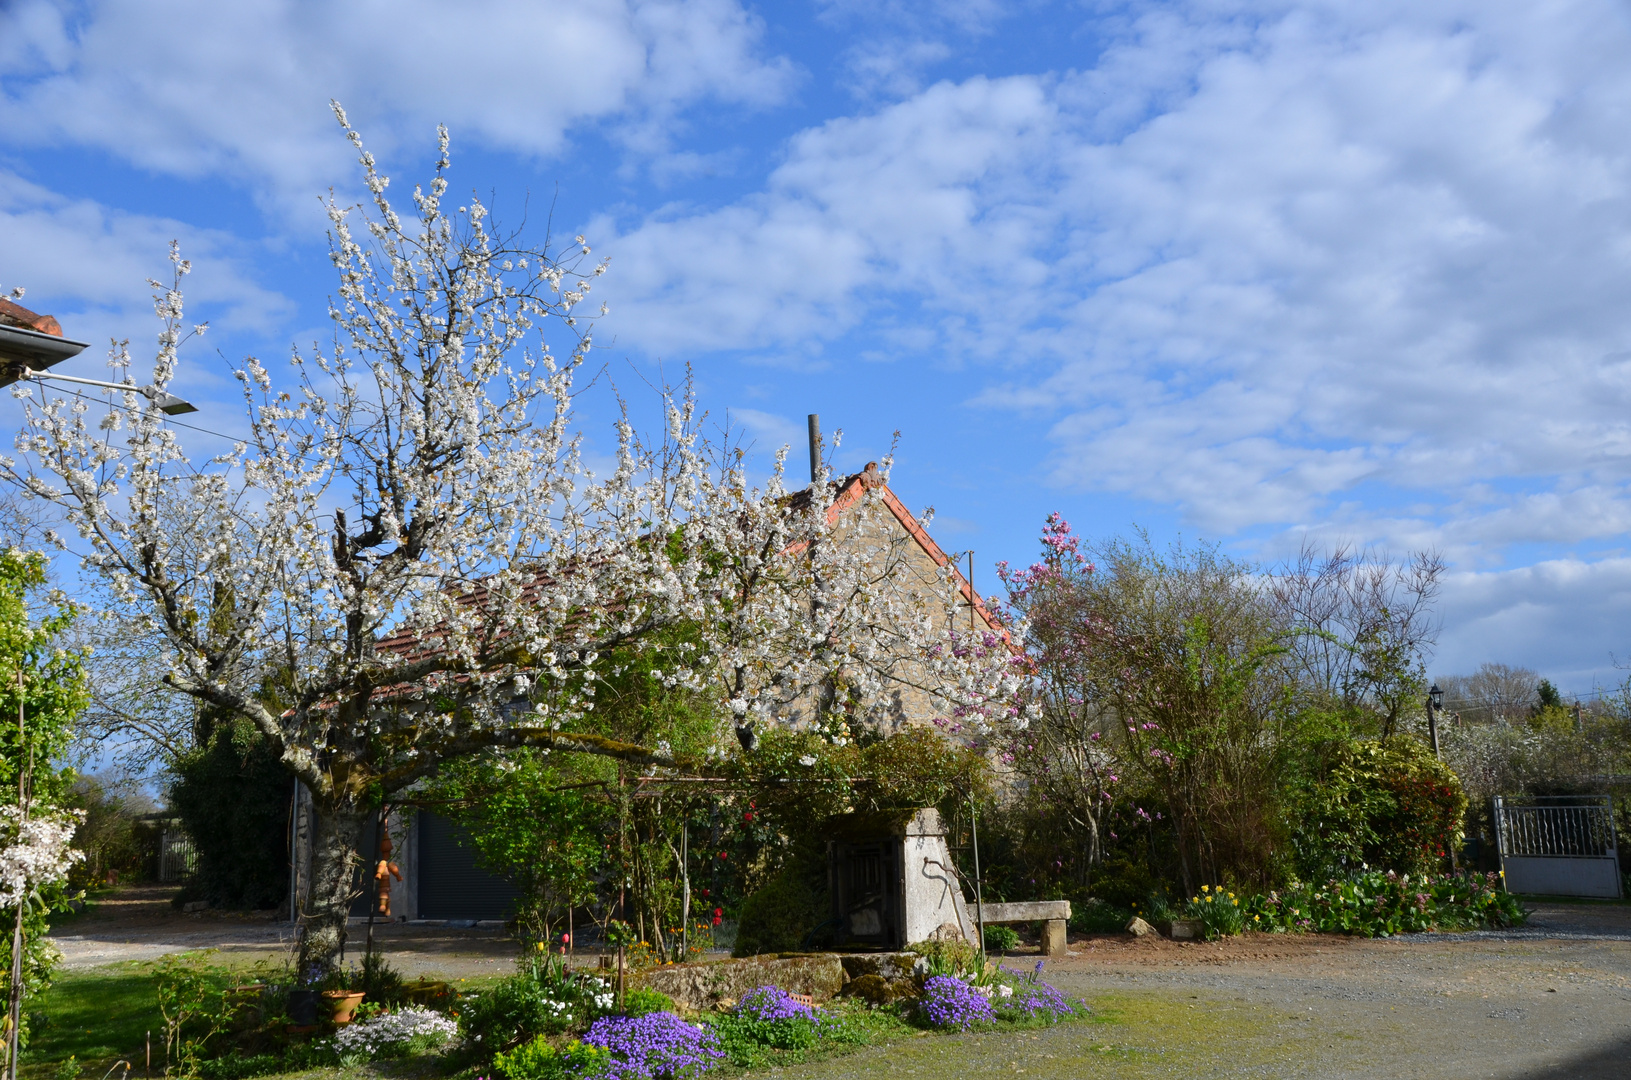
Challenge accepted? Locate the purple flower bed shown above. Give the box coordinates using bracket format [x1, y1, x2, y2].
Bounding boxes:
[1001, 980, 1077, 1022]
[733, 986, 815, 1022]
[581, 1012, 725, 1080]
[918, 975, 995, 1031]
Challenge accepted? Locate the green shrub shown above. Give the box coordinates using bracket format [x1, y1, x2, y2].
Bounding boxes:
[1071, 899, 1131, 933]
[459, 964, 612, 1053]
[982, 924, 1020, 953]
[703, 987, 872, 1068]
[1244, 869, 1526, 937]
[357, 949, 406, 1006]
[1290, 736, 1467, 880]
[196, 1054, 283, 1080]
[909, 939, 979, 978]
[494, 1036, 612, 1080]
[732, 861, 822, 957]
[168, 717, 292, 909]
[620, 987, 675, 1018]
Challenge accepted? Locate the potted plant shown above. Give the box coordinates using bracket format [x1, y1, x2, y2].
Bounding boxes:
[313, 966, 366, 1025]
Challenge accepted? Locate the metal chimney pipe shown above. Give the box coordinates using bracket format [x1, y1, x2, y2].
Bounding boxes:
[807, 414, 821, 484]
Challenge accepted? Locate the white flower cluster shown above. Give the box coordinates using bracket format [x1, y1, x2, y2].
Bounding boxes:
[330, 1006, 457, 1059]
[537, 995, 575, 1019]
[0, 806, 83, 909]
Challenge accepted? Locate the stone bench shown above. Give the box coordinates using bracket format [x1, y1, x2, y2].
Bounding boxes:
[970, 900, 1072, 956]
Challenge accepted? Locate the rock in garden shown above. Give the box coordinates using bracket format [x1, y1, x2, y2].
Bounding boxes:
[1126, 916, 1155, 937]
[1168, 918, 1203, 941]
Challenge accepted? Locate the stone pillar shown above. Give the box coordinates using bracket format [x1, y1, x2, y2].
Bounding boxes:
[1041, 919, 1068, 956]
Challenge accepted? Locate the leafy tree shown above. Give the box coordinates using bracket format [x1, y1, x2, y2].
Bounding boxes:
[1268, 542, 1444, 736]
[1005, 527, 1291, 893]
[64, 772, 155, 891]
[0, 549, 88, 1055]
[168, 716, 292, 909]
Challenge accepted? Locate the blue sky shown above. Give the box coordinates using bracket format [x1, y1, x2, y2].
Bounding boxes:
[5, 0, 1631, 692]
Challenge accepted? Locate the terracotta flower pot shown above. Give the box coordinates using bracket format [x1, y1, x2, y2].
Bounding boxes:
[323, 989, 366, 1025]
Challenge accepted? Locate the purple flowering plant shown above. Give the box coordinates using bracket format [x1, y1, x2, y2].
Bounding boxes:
[734, 985, 815, 1022]
[918, 975, 995, 1031]
[992, 960, 1083, 1024]
[581, 1012, 724, 1080]
[707, 985, 839, 1063]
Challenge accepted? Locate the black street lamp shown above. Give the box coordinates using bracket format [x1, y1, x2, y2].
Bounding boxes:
[0, 306, 196, 415]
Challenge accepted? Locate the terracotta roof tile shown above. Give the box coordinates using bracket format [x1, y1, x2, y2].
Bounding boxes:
[0, 299, 64, 338]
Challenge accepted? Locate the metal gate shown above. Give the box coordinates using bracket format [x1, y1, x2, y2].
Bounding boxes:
[1493, 795, 1622, 898]
[158, 826, 198, 883]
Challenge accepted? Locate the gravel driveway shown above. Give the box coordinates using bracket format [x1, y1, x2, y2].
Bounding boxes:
[48, 884, 522, 979]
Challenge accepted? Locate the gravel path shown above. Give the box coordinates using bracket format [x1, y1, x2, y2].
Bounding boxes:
[783, 901, 1631, 1080]
[48, 885, 521, 978]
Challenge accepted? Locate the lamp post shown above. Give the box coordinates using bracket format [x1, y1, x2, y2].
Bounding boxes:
[0, 313, 195, 414]
[1427, 684, 1444, 758]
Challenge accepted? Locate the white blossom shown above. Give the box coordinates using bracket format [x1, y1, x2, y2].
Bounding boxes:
[0, 806, 83, 909]
[329, 1005, 457, 1060]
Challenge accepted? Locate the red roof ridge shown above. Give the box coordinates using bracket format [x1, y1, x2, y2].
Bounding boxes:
[0, 299, 64, 338]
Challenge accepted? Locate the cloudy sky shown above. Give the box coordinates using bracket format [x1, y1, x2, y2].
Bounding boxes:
[4, 0, 1631, 691]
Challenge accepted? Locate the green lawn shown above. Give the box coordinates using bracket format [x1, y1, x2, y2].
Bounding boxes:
[22, 962, 165, 1079]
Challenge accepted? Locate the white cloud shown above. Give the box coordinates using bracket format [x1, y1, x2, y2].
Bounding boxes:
[599, 0, 1631, 565]
[726, 407, 805, 458]
[0, 169, 289, 414]
[0, 169, 287, 341]
[1435, 558, 1631, 690]
[595, 74, 1059, 354]
[0, 0, 795, 214]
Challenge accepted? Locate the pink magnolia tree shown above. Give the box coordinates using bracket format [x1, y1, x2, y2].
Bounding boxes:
[997, 514, 1123, 882]
[4, 109, 1023, 972]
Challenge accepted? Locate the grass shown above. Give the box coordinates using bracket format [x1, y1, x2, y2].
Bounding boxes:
[20, 962, 165, 1079]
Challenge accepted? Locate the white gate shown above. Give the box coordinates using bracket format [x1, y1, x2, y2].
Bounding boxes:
[1493, 795, 1622, 898]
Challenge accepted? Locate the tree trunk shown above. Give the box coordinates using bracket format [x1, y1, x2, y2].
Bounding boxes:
[298, 804, 366, 976]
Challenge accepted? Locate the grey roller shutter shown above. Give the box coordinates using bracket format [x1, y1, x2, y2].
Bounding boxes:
[417, 811, 521, 921]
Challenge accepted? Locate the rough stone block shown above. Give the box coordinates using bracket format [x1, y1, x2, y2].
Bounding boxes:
[1125, 915, 1155, 937]
[1041, 918, 1068, 955]
[839, 953, 925, 982]
[978, 900, 1073, 924]
[638, 953, 844, 1012]
[1168, 918, 1203, 941]
[842, 973, 919, 1004]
